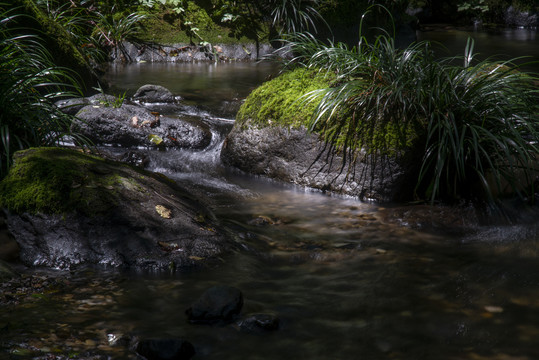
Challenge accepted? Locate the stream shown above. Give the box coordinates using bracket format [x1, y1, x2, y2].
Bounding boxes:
[2, 29, 539, 359]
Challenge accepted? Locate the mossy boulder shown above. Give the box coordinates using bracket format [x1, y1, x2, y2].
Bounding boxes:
[4, 0, 98, 91]
[235, 68, 334, 129]
[221, 68, 419, 202]
[0, 147, 232, 270]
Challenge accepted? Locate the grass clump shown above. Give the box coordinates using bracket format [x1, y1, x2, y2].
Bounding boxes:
[236, 67, 335, 129]
[0, 148, 120, 215]
[274, 10, 539, 203]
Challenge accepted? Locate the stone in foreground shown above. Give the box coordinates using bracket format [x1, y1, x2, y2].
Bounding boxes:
[0, 148, 232, 271]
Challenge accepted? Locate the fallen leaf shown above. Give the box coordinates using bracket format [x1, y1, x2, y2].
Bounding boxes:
[484, 305, 504, 313]
[155, 205, 172, 219]
[148, 134, 164, 146]
[189, 256, 204, 261]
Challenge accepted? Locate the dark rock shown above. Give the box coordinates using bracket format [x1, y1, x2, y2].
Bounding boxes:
[238, 313, 280, 334]
[136, 338, 195, 360]
[1, 148, 231, 271]
[221, 122, 418, 202]
[186, 285, 243, 324]
[133, 84, 177, 103]
[86, 93, 118, 106]
[505, 6, 538, 27]
[113, 42, 276, 63]
[55, 97, 90, 115]
[73, 104, 211, 149]
[119, 150, 150, 168]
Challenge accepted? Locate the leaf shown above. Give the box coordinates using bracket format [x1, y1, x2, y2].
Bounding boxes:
[189, 256, 204, 261]
[155, 204, 172, 219]
[148, 134, 164, 146]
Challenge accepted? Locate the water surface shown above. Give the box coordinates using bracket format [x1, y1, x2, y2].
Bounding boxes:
[2, 36, 539, 359]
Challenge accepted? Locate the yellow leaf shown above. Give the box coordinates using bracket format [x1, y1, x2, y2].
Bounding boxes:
[155, 205, 172, 219]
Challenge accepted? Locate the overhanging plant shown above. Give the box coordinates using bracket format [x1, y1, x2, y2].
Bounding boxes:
[279, 5, 539, 203]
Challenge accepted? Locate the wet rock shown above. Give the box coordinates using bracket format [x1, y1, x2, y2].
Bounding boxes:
[133, 84, 177, 103]
[119, 150, 150, 168]
[73, 103, 211, 149]
[238, 313, 280, 334]
[136, 338, 195, 360]
[55, 97, 90, 115]
[186, 285, 243, 324]
[0, 148, 231, 271]
[86, 93, 118, 106]
[221, 122, 419, 202]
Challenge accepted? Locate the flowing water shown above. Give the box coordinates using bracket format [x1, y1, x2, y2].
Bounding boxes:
[2, 32, 539, 359]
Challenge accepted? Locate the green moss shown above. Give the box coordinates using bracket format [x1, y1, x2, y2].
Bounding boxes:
[5, 0, 96, 91]
[236, 68, 335, 129]
[0, 148, 126, 216]
[237, 67, 420, 154]
[138, 16, 251, 44]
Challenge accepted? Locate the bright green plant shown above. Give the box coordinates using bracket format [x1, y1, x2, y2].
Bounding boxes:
[0, 6, 90, 179]
[279, 8, 539, 203]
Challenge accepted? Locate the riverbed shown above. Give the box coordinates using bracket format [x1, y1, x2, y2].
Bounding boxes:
[2, 29, 539, 359]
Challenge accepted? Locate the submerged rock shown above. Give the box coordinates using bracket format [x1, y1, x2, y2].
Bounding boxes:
[73, 103, 211, 149]
[238, 313, 280, 334]
[136, 338, 195, 360]
[186, 285, 243, 324]
[0, 147, 232, 271]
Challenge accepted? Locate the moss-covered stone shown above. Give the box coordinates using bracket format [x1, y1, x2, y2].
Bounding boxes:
[236, 67, 418, 154]
[0, 148, 129, 216]
[236, 68, 335, 129]
[4, 0, 97, 91]
[2, 147, 232, 270]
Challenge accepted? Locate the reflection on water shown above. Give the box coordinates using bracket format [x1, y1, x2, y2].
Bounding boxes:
[104, 62, 279, 114]
[2, 39, 539, 358]
[417, 27, 539, 71]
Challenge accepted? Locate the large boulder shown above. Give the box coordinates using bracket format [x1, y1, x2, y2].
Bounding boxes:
[220, 68, 419, 202]
[73, 103, 211, 149]
[0, 148, 232, 271]
[221, 122, 417, 202]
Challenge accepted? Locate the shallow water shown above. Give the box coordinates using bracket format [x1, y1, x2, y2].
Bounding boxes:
[2, 35, 539, 359]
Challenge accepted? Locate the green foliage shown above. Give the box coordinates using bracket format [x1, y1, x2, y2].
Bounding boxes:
[0, 5, 92, 179]
[0, 148, 120, 215]
[457, 0, 489, 20]
[236, 67, 334, 129]
[278, 9, 539, 203]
